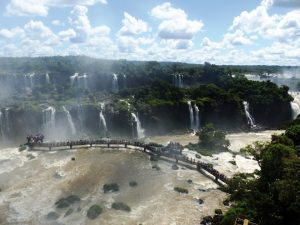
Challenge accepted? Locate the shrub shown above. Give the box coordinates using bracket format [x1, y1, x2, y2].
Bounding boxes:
[174, 187, 188, 194]
[87, 205, 102, 219]
[129, 181, 138, 187]
[112, 202, 131, 212]
[55, 195, 80, 208]
[103, 183, 119, 193]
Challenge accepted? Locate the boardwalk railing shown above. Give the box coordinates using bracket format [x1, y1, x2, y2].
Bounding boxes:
[29, 139, 229, 184]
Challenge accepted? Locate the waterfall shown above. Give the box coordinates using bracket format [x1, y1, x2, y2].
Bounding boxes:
[173, 74, 183, 87]
[25, 73, 35, 89]
[46, 73, 50, 84]
[78, 73, 88, 89]
[194, 104, 200, 130]
[131, 113, 145, 139]
[112, 73, 119, 92]
[62, 106, 76, 135]
[70, 73, 78, 85]
[290, 92, 300, 119]
[243, 101, 256, 128]
[0, 111, 4, 139]
[42, 106, 56, 131]
[123, 74, 127, 89]
[99, 103, 107, 132]
[187, 101, 194, 130]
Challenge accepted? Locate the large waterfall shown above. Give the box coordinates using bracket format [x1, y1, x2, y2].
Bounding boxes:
[25, 73, 35, 89]
[243, 101, 256, 128]
[78, 73, 88, 89]
[194, 104, 200, 130]
[290, 92, 300, 119]
[99, 103, 107, 132]
[187, 101, 194, 130]
[42, 106, 56, 131]
[70, 73, 79, 85]
[0, 111, 4, 139]
[112, 73, 119, 92]
[187, 101, 200, 132]
[62, 106, 76, 135]
[173, 74, 183, 87]
[131, 113, 145, 139]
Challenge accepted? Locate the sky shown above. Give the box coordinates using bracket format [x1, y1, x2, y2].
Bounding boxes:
[0, 0, 299, 65]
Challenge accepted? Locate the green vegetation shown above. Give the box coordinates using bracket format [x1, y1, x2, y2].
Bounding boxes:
[220, 118, 300, 225]
[55, 195, 80, 208]
[87, 205, 102, 219]
[129, 181, 138, 187]
[103, 183, 119, 193]
[174, 187, 189, 194]
[186, 123, 229, 156]
[18, 145, 26, 151]
[111, 202, 131, 212]
[64, 208, 73, 217]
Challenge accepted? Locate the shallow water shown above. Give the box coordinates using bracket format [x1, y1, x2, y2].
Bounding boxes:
[0, 148, 226, 225]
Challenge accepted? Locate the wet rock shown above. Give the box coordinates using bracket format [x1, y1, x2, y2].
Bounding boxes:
[195, 154, 201, 159]
[46, 212, 60, 220]
[87, 205, 102, 219]
[71, 157, 75, 161]
[112, 202, 131, 212]
[103, 183, 119, 193]
[198, 198, 204, 205]
[223, 199, 230, 206]
[187, 179, 193, 184]
[129, 181, 138, 187]
[64, 208, 73, 217]
[172, 164, 179, 170]
[200, 216, 213, 224]
[229, 160, 236, 165]
[214, 209, 223, 215]
[55, 195, 80, 208]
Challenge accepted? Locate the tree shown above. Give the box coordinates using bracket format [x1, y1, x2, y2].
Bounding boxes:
[198, 123, 229, 149]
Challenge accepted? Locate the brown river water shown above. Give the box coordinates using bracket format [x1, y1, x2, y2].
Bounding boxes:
[0, 130, 282, 225]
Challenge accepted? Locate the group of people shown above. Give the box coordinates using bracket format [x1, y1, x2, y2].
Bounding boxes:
[26, 134, 44, 144]
[197, 161, 228, 183]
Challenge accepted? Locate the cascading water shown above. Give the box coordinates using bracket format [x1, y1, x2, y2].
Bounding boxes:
[62, 106, 76, 135]
[194, 104, 200, 130]
[187, 101, 194, 130]
[290, 92, 300, 119]
[25, 73, 35, 89]
[173, 74, 183, 87]
[42, 106, 56, 131]
[131, 112, 145, 139]
[99, 103, 107, 132]
[46, 73, 50, 84]
[112, 73, 119, 92]
[70, 73, 78, 85]
[0, 111, 4, 139]
[243, 101, 256, 128]
[78, 73, 88, 89]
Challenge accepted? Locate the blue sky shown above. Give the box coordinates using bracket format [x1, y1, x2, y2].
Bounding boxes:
[0, 0, 299, 65]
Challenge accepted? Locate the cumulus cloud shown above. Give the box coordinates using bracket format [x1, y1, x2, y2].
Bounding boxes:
[6, 0, 107, 16]
[0, 27, 24, 39]
[118, 12, 149, 36]
[52, 20, 64, 26]
[151, 2, 203, 41]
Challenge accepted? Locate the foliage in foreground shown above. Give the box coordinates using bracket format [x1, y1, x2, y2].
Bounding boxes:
[221, 119, 300, 225]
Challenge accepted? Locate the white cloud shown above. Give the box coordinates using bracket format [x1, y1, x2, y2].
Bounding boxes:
[58, 29, 76, 41]
[68, 5, 91, 43]
[151, 2, 203, 40]
[6, 0, 107, 17]
[6, 0, 48, 17]
[118, 12, 149, 36]
[223, 30, 253, 46]
[52, 20, 64, 26]
[0, 27, 24, 39]
[117, 36, 153, 53]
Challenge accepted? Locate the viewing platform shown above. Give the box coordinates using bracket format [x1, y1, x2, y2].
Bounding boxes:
[26, 138, 229, 185]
